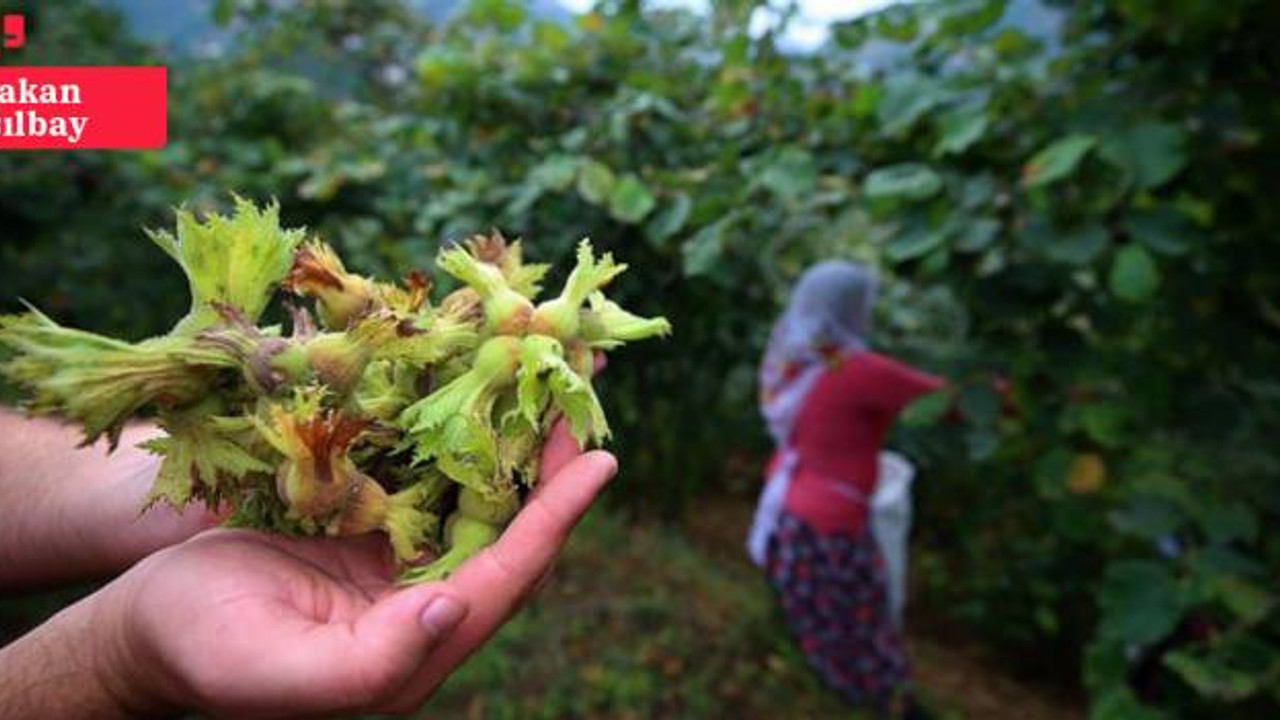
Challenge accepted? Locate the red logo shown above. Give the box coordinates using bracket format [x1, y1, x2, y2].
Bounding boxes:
[1, 13, 24, 54]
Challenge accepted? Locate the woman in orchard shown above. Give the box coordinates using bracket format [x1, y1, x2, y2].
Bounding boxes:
[749, 261, 942, 718]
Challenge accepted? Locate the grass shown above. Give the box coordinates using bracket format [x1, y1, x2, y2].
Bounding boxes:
[423, 507, 864, 719]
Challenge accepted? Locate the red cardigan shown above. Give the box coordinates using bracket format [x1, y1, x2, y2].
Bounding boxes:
[769, 351, 942, 535]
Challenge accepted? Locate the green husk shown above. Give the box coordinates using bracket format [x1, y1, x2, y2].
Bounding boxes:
[0, 308, 238, 447]
[149, 196, 305, 337]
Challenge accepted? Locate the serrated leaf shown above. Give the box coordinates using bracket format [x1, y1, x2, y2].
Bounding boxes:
[608, 174, 657, 224]
[1022, 134, 1096, 188]
[142, 417, 273, 509]
[1109, 244, 1160, 302]
[865, 163, 943, 201]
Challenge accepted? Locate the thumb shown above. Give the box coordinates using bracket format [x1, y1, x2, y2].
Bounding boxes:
[344, 585, 470, 700]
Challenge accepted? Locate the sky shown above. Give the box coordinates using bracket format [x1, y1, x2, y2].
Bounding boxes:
[557, 0, 902, 49]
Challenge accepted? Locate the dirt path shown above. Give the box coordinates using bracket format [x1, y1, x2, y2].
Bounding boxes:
[681, 494, 1086, 720]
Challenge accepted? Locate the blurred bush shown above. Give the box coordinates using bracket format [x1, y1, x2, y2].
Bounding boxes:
[2, 0, 1278, 716]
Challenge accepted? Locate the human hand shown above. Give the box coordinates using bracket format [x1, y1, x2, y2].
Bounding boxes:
[69, 421, 616, 718]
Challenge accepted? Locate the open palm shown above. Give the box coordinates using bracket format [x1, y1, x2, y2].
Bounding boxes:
[111, 422, 616, 718]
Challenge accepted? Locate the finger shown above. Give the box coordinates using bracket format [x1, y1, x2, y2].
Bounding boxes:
[483, 450, 616, 585]
[450, 450, 614, 620]
[536, 419, 582, 488]
[382, 451, 616, 710]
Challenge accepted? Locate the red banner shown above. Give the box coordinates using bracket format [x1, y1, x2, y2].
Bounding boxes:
[0, 66, 167, 150]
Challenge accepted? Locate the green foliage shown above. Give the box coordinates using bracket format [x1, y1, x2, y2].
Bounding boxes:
[426, 508, 860, 719]
[3, 0, 1280, 715]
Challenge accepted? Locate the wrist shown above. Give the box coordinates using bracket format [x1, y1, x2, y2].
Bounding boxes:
[0, 576, 173, 718]
[83, 561, 186, 717]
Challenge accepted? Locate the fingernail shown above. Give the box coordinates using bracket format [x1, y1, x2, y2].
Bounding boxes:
[419, 596, 466, 634]
[599, 452, 619, 480]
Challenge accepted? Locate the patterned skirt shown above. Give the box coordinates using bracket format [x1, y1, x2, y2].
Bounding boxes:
[766, 510, 909, 715]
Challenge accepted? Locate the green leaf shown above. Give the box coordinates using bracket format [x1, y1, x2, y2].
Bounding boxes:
[608, 174, 657, 224]
[992, 28, 1040, 59]
[1090, 686, 1166, 720]
[1045, 224, 1109, 265]
[1198, 501, 1259, 545]
[463, 0, 527, 32]
[877, 74, 949, 137]
[1080, 402, 1127, 447]
[1033, 448, 1073, 500]
[939, 0, 1006, 35]
[885, 225, 947, 262]
[1099, 122, 1187, 190]
[933, 105, 988, 157]
[644, 193, 692, 247]
[864, 163, 943, 202]
[1109, 244, 1160, 302]
[959, 174, 998, 209]
[1022, 134, 1096, 188]
[529, 154, 580, 192]
[576, 160, 616, 205]
[1098, 560, 1187, 646]
[1165, 651, 1262, 701]
[143, 415, 273, 509]
[212, 0, 234, 26]
[954, 217, 1001, 252]
[682, 220, 727, 277]
[902, 389, 951, 427]
[1123, 207, 1197, 257]
[758, 148, 818, 202]
[1211, 576, 1273, 624]
[872, 5, 919, 41]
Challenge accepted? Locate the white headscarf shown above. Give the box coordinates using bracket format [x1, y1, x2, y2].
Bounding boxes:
[758, 261, 878, 445]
